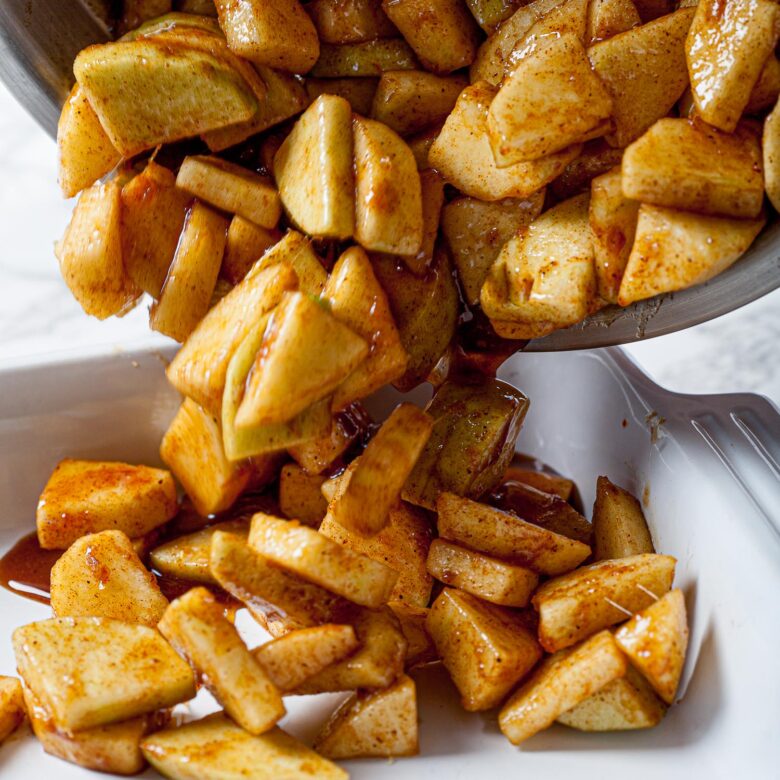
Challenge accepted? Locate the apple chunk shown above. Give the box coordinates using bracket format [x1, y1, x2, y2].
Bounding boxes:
[686, 0, 778, 132]
[617, 204, 765, 306]
[165, 255, 297, 416]
[74, 38, 257, 156]
[436, 493, 591, 576]
[592, 475, 654, 560]
[320, 500, 434, 608]
[235, 292, 368, 428]
[149, 201, 228, 343]
[430, 81, 581, 201]
[13, 617, 195, 731]
[56, 181, 139, 320]
[0, 677, 24, 744]
[142, 715, 347, 780]
[533, 553, 676, 652]
[249, 513, 398, 607]
[488, 33, 612, 165]
[120, 160, 190, 298]
[176, 155, 281, 229]
[557, 664, 666, 731]
[274, 95, 355, 240]
[209, 530, 348, 632]
[427, 588, 541, 711]
[498, 630, 628, 744]
[36, 458, 177, 550]
[213, 0, 320, 73]
[159, 587, 285, 734]
[622, 118, 764, 219]
[324, 247, 408, 408]
[314, 674, 418, 758]
[426, 538, 539, 607]
[615, 588, 689, 704]
[23, 684, 167, 776]
[50, 530, 168, 627]
[353, 115, 424, 255]
[252, 624, 359, 691]
[327, 403, 432, 536]
[160, 399, 251, 516]
[57, 85, 120, 198]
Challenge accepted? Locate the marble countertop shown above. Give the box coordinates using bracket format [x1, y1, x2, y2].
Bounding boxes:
[1, 82, 778, 404]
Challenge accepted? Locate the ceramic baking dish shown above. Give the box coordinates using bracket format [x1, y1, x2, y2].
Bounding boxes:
[0, 345, 777, 779]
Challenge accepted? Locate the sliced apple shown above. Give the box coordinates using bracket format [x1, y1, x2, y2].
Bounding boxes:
[57, 85, 120, 198]
[235, 292, 368, 428]
[73, 38, 257, 156]
[614, 588, 689, 704]
[274, 95, 355, 240]
[314, 674, 418, 758]
[353, 115, 423, 255]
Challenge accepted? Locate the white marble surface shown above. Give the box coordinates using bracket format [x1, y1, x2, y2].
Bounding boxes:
[0, 81, 778, 402]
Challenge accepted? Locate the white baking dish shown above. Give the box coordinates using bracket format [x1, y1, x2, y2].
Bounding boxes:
[0, 346, 777, 779]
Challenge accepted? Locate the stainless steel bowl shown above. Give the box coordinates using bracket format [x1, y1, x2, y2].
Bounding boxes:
[1, 0, 778, 351]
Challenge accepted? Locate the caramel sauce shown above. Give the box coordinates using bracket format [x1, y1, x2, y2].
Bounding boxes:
[0, 532, 60, 604]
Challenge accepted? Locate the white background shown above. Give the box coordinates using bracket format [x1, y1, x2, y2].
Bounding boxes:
[1, 81, 778, 403]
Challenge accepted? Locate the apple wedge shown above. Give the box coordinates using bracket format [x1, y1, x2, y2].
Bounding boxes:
[149, 202, 228, 343]
[353, 115, 423, 255]
[159, 587, 285, 734]
[592, 475, 655, 560]
[480, 191, 597, 341]
[222, 318, 333, 461]
[160, 398, 252, 516]
[488, 33, 612, 165]
[50, 530, 168, 627]
[430, 81, 581, 201]
[614, 588, 689, 704]
[249, 512, 399, 607]
[234, 292, 368, 428]
[403, 380, 529, 510]
[320, 500, 433, 608]
[150, 519, 249, 584]
[617, 205, 765, 306]
[622, 118, 764, 219]
[314, 674, 418, 758]
[588, 7, 694, 147]
[209, 531, 348, 631]
[686, 0, 778, 131]
[427, 588, 542, 711]
[74, 38, 257, 156]
[23, 684, 167, 776]
[142, 715, 347, 780]
[557, 664, 666, 731]
[252, 624, 359, 691]
[274, 95, 355, 240]
[0, 677, 24, 744]
[56, 181, 139, 320]
[213, 0, 320, 73]
[292, 606, 407, 693]
[498, 630, 628, 744]
[589, 165, 639, 304]
[57, 85, 120, 198]
[176, 156, 281, 229]
[435, 493, 591, 576]
[166, 255, 297, 416]
[426, 538, 539, 607]
[324, 247, 408, 408]
[120, 161, 190, 298]
[533, 553, 676, 652]
[327, 403, 432, 536]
